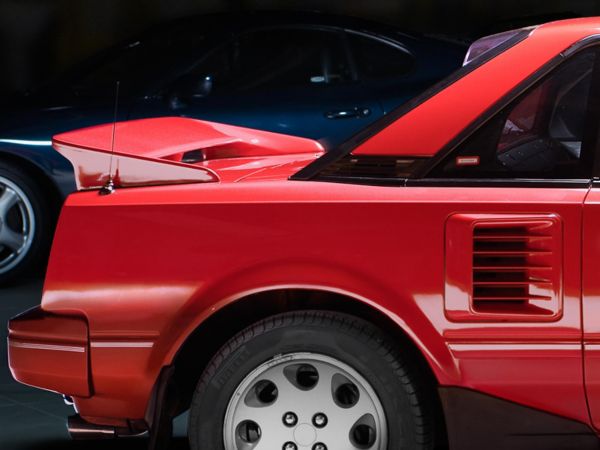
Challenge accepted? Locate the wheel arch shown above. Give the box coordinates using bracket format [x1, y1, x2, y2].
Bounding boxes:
[166, 286, 449, 443]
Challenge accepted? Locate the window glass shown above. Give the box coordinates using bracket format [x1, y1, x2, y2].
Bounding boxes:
[68, 27, 211, 96]
[180, 28, 353, 96]
[181, 41, 236, 95]
[233, 28, 352, 90]
[348, 33, 414, 79]
[431, 49, 597, 179]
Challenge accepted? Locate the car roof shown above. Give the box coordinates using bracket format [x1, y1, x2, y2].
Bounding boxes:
[138, 10, 442, 45]
[158, 10, 406, 31]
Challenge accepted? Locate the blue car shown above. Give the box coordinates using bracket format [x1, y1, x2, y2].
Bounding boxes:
[0, 12, 466, 283]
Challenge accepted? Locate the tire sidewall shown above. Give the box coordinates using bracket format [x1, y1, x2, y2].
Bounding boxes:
[0, 162, 54, 284]
[189, 314, 422, 450]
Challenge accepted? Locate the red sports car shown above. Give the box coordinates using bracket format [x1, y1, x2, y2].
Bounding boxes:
[8, 18, 600, 450]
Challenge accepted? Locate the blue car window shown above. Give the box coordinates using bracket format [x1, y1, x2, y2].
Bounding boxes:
[184, 28, 350, 93]
[348, 33, 415, 80]
[180, 28, 354, 96]
[233, 29, 353, 91]
[68, 28, 210, 96]
[180, 41, 237, 95]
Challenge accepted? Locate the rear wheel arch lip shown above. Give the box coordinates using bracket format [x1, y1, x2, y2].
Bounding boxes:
[160, 282, 457, 385]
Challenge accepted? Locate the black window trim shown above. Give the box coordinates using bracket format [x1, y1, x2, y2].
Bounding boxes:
[291, 27, 532, 181]
[344, 29, 414, 56]
[406, 178, 592, 188]
[344, 29, 415, 58]
[344, 29, 417, 82]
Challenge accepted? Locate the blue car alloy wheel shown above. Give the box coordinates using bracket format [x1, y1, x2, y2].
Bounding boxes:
[0, 161, 55, 284]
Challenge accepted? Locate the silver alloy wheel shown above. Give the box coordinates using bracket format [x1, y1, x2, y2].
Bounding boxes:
[223, 352, 388, 450]
[0, 176, 35, 275]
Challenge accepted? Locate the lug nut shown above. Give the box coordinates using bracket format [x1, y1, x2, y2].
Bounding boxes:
[312, 413, 328, 428]
[283, 442, 298, 450]
[313, 443, 327, 450]
[282, 412, 298, 427]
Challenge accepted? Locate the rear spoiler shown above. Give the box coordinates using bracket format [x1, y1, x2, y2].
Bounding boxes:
[53, 117, 324, 191]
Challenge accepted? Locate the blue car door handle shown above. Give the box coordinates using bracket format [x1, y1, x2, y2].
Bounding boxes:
[325, 107, 371, 119]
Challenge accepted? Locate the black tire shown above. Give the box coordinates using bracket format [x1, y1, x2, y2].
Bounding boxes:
[0, 160, 56, 284]
[189, 310, 434, 450]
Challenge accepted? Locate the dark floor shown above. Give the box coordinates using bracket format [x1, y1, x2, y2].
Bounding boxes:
[0, 277, 188, 450]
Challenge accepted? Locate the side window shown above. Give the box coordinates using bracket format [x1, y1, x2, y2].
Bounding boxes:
[72, 30, 211, 96]
[168, 41, 237, 100]
[347, 33, 414, 80]
[430, 49, 598, 179]
[174, 28, 353, 99]
[233, 28, 353, 90]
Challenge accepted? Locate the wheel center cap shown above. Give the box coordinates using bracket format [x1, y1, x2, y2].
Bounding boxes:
[294, 423, 316, 446]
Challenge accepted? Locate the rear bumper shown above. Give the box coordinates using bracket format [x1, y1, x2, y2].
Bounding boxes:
[7, 307, 91, 397]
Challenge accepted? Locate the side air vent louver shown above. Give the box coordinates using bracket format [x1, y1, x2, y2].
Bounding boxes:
[317, 155, 428, 183]
[472, 222, 556, 315]
[445, 214, 563, 322]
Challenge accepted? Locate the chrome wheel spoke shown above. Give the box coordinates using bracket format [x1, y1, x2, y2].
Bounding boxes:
[0, 226, 24, 251]
[0, 187, 18, 221]
[329, 403, 378, 450]
[0, 177, 35, 274]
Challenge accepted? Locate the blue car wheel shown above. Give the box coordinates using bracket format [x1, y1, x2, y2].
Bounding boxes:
[0, 161, 54, 283]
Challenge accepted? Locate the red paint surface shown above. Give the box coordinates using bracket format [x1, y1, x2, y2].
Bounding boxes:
[8, 308, 90, 397]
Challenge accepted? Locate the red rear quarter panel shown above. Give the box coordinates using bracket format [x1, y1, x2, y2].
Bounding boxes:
[41, 180, 587, 424]
[31, 17, 600, 428]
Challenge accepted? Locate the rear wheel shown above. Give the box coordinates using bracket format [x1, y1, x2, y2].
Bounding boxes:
[0, 161, 55, 284]
[189, 311, 434, 450]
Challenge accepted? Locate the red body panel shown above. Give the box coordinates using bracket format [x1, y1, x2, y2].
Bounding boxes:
[8, 17, 600, 436]
[8, 308, 90, 397]
[35, 182, 588, 424]
[583, 188, 600, 429]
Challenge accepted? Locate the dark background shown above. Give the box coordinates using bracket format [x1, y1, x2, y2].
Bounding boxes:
[1, 0, 600, 103]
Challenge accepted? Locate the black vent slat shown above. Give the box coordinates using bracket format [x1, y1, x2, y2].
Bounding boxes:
[473, 295, 552, 301]
[474, 235, 552, 241]
[472, 222, 555, 310]
[473, 281, 552, 286]
[473, 250, 552, 255]
[473, 265, 553, 270]
[473, 271, 550, 283]
[318, 155, 428, 180]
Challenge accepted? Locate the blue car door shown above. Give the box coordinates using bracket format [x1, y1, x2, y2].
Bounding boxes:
[131, 27, 384, 148]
